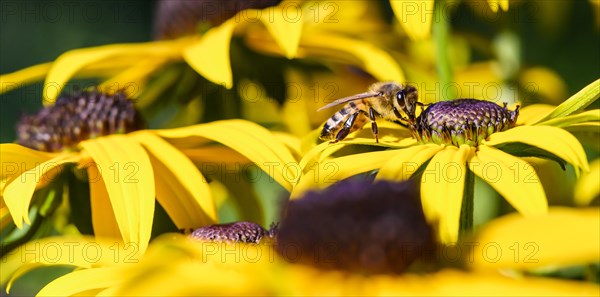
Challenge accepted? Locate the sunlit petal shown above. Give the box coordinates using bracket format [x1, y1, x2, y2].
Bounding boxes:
[43, 39, 189, 104]
[1, 236, 140, 287]
[420, 145, 472, 243]
[80, 136, 155, 254]
[487, 0, 509, 12]
[37, 267, 124, 296]
[3, 153, 77, 228]
[470, 207, 600, 270]
[292, 149, 401, 199]
[469, 145, 548, 216]
[155, 120, 298, 191]
[485, 125, 590, 172]
[391, 0, 435, 40]
[516, 104, 555, 125]
[376, 144, 443, 180]
[260, 7, 303, 58]
[183, 20, 237, 88]
[299, 34, 405, 82]
[0, 144, 54, 180]
[132, 131, 217, 228]
[574, 158, 600, 205]
[87, 162, 121, 239]
[98, 58, 170, 97]
[0, 62, 52, 94]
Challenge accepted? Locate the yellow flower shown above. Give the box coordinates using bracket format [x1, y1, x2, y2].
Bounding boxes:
[293, 79, 599, 243]
[0, 1, 404, 105]
[1, 91, 297, 255]
[2, 180, 597, 296]
[574, 158, 600, 206]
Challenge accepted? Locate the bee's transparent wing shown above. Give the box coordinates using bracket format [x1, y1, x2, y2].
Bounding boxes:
[317, 92, 380, 111]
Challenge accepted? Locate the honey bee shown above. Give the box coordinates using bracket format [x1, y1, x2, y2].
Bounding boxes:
[318, 82, 420, 143]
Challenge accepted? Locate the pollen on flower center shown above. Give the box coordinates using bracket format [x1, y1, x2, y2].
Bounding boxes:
[17, 90, 143, 152]
[411, 99, 519, 147]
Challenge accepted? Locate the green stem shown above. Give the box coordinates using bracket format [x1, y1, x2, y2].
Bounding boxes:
[459, 167, 475, 238]
[432, 0, 456, 100]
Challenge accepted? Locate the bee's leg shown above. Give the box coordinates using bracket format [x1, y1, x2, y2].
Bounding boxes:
[368, 107, 379, 143]
[333, 112, 359, 142]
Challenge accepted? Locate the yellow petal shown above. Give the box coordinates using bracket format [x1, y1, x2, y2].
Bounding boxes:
[485, 125, 590, 172]
[37, 267, 124, 296]
[43, 39, 189, 104]
[131, 131, 217, 228]
[291, 149, 400, 199]
[391, 0, 435, 40]
[87, 162, 121, 239]
[272, 131, 302, 159]
[183, 20, 237, 88]
[155, 120, 298, 191]
[0, 200, 12, 231]
[80, 135, 155, 254]
[3, 153, 77, 228]
[470, 207, 599, 270]
[376, 144, 444, 180]
[516, 104, 555, 126]
[574, 158, 600, 205]
[1, 236, 140, 287]
[0, 62, 52, 94]
[469, 145, 548, 216]
[300, 33, 405, 82]
[419, 146, 472, 243]
[260, 7, 303, 58]
[98, 58, 170, 97]
[0, 144, 54, 181]
[487, 0, 509, 12]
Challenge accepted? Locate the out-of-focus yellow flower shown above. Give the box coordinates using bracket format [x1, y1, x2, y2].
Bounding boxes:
[575, 158, 600, 206]
[470, 207, 600, 272]
[0, 1, 405, 105]
[3, 207, 598, 296]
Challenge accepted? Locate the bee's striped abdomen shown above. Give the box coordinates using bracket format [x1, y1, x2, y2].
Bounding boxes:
[320, 101, 368, 141]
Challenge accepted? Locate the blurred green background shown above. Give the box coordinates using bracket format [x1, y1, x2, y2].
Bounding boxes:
[1, 0, 154, 142]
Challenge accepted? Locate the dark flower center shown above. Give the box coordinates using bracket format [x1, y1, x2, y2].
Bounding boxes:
[189, 221, 277, 244]
[411, 99, 519, 146]
[17, 90, 143, 152]
[154, 0, 284, 39]
[276, 179, 436, 275]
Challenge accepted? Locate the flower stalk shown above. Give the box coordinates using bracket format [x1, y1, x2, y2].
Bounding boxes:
[459, 167, 475, 239]
[433, 0, 455, 100]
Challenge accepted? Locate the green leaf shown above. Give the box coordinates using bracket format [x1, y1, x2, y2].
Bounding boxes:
[532, 79, 600, 124]
[536, 109, 600, 128]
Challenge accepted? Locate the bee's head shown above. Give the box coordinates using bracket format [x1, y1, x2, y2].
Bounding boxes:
[371, 82, 419, 120]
